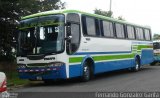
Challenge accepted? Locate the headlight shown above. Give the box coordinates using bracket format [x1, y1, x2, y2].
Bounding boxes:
[54, 62, 64, 67]
[47, 62, 64, 67]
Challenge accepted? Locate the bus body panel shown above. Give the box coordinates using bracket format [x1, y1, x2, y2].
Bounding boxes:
[94, 59, 135, 73]
[69, 64, 82, 78]
[68, 37, 153, 78]
[141, 49, 154, 65]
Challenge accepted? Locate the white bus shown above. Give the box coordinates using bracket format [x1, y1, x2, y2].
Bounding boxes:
[17, 10, 153, 82]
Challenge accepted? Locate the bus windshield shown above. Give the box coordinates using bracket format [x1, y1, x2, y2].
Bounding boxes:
[18, 15, 65, 56]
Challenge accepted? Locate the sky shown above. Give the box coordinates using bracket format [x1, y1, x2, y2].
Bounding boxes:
[61, 0, 160, 35]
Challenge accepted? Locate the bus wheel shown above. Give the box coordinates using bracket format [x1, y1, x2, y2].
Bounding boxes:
[81, 62, 91, 82]
[132, 58, 140, 72]
[150, 61, 157, 66]
[43, 80, 53, 84]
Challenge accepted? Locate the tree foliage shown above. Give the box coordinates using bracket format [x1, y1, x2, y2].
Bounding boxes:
[94, 9, 113, 17]
[117, 16, 125, 21]
[94, 9, 125, 21]
[0, 0, 65, 61]
[153, 34, 160, 40]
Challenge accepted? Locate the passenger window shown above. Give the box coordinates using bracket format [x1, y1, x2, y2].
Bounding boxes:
[144, 29, 151, 40]
[82, 16, 101, 37]
[127, 25, 135, 39]
[102, 21, 114, 37]
[85, 17, 96, 36]
[115, 23, 125, 38]
[135, 28, 144, 40]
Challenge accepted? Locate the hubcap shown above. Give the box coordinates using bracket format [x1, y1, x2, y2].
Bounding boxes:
[84, 66, 89, 79]
[136, 64, 139, 70]
[135, 61, 139, 70]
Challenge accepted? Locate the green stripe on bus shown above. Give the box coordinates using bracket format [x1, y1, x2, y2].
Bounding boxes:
[137, 45, 151, 50]
[132, 47, 137, 49]
[93, 54, 134, 61]
[69, 54, 135, 63]
[69, 57, 83, 63]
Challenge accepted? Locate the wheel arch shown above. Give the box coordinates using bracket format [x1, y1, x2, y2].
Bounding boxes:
[81, 55, 95, 75]
[135, 54, 141, 65]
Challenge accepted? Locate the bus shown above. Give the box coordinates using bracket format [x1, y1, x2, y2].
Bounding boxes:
[17, 10, 153, 82]
[152, 41, 160, 65]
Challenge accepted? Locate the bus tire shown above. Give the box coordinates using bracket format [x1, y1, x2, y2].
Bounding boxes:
[43, 80, 53, 84]
[150, 61, 157, 66]
[81, 62, 91, 82]
[132, 58, 140, 72]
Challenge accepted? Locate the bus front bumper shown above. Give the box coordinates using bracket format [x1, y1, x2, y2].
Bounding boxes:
[17, 65, 67, 80]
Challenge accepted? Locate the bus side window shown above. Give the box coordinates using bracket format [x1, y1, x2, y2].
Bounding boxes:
[115, 23, 125, 39]
[95, 19, 101, 36]
[82, 16, 87, 35]
[126, 25, 135, 40]
[101, 20, 114, 38]
[82, 16, 97, 37]
[135, 27, 144, 40]
[144, 29, 151, 40]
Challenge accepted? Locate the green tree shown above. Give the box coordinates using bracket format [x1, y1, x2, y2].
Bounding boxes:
[94, 9, 113, 17]
[0, 0, 65, 61]
[94, 9, 125, 21]
[153, 34, 160, 40]
[117, 16, 125, 21]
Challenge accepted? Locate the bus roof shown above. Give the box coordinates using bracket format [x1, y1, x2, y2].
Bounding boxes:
[21, 9, 150, 29]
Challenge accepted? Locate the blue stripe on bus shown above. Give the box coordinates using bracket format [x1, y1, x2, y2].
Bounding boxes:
[94, 59, 135, 74]
[73, 51, 132, 55]
[69, 59, 135, 78]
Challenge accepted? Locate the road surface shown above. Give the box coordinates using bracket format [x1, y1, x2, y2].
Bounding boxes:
[10, 65, 160, 98]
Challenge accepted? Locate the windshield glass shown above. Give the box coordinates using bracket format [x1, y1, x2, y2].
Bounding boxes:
[153, 42, 160, 49]
[18, 15, 65, 56]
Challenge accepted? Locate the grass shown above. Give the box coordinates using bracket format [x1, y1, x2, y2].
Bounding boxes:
[6, 72, 30, 87]
[0, 62, 30, 87]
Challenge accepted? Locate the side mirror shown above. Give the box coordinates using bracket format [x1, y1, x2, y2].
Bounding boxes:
[65, 35, 72, 41]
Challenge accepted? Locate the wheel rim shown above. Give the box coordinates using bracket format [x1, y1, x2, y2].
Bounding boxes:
[135, 61, 139, 71]
[136, 63, 139, 70]
[84, 66, 89, 79]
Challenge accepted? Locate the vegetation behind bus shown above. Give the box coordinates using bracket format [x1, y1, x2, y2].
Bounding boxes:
[0, 0, 65, 87]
